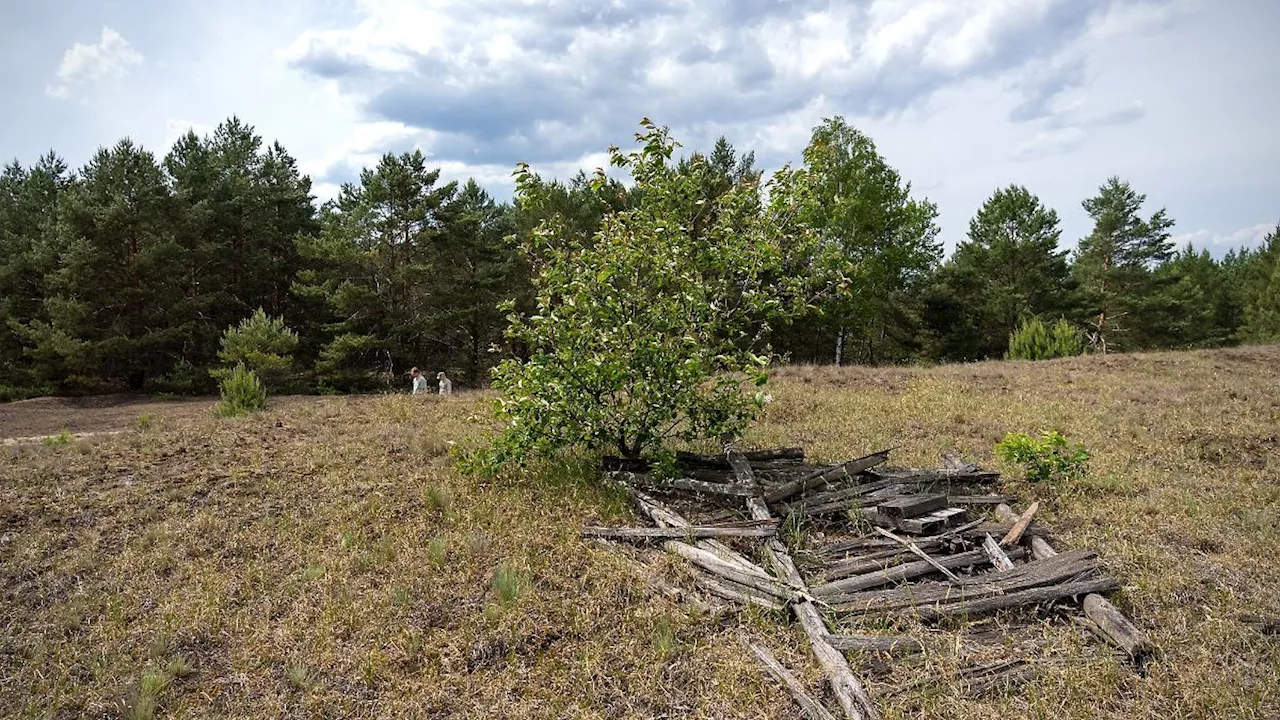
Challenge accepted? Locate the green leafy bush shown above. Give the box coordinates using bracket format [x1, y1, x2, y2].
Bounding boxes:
[464, 119, 830, 472]
[213, 363, 267, 417]
[212, 308, 298, 390]
[1006, 317, 1085, 360]
[995, 430, 1089, 482]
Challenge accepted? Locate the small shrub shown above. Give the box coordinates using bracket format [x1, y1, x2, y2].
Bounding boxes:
[43, 429, 73, 447]
[426, 537, 449, 566]
[135, 413, 153, 431]
[1006, 317, 1085, 360]
[491, 564, 528, 605]
[424, 486, 453, 514]
[995, 430, 1089, 483]
[213, 364, 267, 417]
[652, 617, 680, 659]
[286, 664, 314, 691]
[212, 308, 299, 391]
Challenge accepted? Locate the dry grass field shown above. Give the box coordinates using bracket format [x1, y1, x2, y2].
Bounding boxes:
[2, 345, 1278, 719]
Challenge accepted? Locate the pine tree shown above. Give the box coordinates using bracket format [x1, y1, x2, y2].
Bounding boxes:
[930, 185, 1074, 359]
[1073, 177, 1175, 353]
[295, 150, 456, 389]
[16, 140, 181, 390]
[1237, 224, 1280, 342]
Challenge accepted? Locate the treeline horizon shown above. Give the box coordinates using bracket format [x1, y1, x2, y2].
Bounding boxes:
[2, 115, 1278, 400]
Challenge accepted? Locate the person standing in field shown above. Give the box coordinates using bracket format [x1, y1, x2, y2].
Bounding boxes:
[410, 367, 429, 396]
[437, 371, 453, 396]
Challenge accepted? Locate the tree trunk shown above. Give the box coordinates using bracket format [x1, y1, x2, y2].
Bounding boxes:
[835, 326, 844, 366]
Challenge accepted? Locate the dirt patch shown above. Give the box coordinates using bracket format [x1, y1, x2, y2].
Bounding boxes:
[0, 394, 325, 441]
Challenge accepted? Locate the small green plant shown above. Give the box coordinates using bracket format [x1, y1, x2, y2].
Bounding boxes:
[424, 486, 453, 514]
[1006, 317, 1085, 360]
[135, 413, 153, 431]
[426, 537, 449, 566]
[43, 429, 73, 447]
[995, 430, 1090, 483]
[286, 664, 314, 691]
[491, 564, 528, 605]
[213, 363, 267, 417]
[652, 617, 680, 660]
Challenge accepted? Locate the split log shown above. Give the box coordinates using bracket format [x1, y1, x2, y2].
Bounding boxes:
[608, 470, 758, 497]
[999, 501, 1040, 547]
[1011, 520, 1155, 660]
[765, 449, 891, 504]
[780, 479, 897, 516]
[825, 635, 925, 656]
[873, 527, 961, 581]
[583, 521, 778, 540]
[745, 640, 840, 720]
[728, 449, 880, 720]
[1084, 594, 1154, 659]
[913, 576, 1119, 621]
[877, 494, 947, 520]
[981, 533, 1015, 572]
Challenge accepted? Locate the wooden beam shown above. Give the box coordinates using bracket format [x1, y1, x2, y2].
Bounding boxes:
[582, 522, 778, 540]
[608, 470, 758, 497]
[873, 527, 961, 582]
[727, 448, 880, 720]
[877, 494, 947, 520]
[999, 501, 1040, 547]
[765, 449, 891, 504]
[745, 640, 840, 720]
[1083, 594, 1154, 660]
[913, 576, 1119, 621]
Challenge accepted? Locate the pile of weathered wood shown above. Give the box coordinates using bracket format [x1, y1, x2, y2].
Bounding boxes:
[588, 446, 1152, 720]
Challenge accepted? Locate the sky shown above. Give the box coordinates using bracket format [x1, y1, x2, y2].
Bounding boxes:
[2, 0, 1277, 257]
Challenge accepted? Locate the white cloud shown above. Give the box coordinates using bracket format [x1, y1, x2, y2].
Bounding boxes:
[46, 27, 144, 100]
[164, 119, 216, 147]
[1171, 223, 1276, 256]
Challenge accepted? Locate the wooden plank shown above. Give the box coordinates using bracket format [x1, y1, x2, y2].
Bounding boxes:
[745, 640, 840, 720]
[663, 541, 797, 600]
[765, 449, 891, 504]
[694, 574, 786, 612]
[826, 635, 925, 656]
[1000, 501, 1040, 547]
[873, 527, 961, 582]
[831, 549, 1095, 614]
[582, 522, 778, 539]
[877, 494, 947, 519]
[727, 448, 880, 720]
[1084, 594, 1154, 659]
[913, 576, 1119, 621]
[676, 447, 806, 467]
[982, 533, 1015, 572]
[607, 470, 758, 497]
[632, 491, 771, 576]
[811, 549, 994, 597]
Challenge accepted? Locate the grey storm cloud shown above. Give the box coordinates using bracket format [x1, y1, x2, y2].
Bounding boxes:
[287, 0, 1159, 169]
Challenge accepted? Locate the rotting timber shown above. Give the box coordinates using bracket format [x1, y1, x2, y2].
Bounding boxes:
[587, 446, 1151, 719]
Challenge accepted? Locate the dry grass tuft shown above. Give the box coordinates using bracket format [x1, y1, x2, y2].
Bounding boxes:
[2, 345, 1278, 718]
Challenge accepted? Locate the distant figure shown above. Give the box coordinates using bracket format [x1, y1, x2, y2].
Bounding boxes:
[410, 367, 429, 396]
[437, 371, 453, 396]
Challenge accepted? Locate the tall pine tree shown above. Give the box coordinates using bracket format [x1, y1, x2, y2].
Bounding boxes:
[1072, 177, 1174, 353]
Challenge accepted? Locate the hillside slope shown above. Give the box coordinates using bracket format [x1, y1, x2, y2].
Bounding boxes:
[2, 345, 1278, 718]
